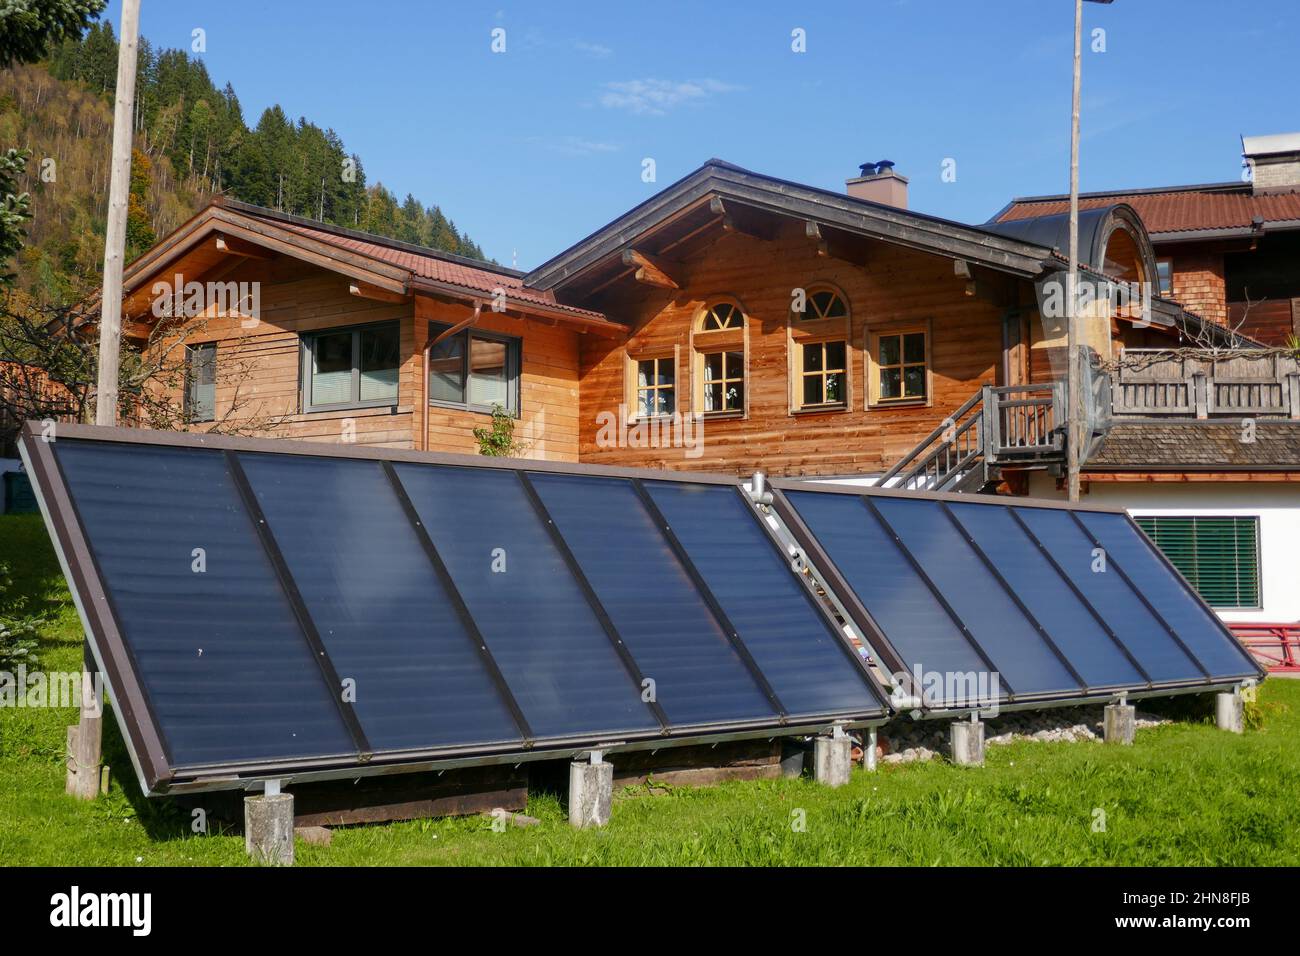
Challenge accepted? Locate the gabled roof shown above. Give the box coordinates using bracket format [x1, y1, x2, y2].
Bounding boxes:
[992, 182, 1300, 242]
[525, 159, 1064, 291]
[115, 198, 622, 335]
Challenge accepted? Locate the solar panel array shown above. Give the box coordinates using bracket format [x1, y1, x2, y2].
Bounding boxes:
[773, 485, 1261, 708]
[28, 429, 885, 791]
[22, 425, 1261, 794]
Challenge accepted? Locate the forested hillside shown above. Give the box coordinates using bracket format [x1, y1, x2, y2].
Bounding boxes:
[2, 21, 486, 306]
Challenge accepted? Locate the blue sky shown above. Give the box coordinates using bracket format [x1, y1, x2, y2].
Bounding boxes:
[104, 0, 1298, 268]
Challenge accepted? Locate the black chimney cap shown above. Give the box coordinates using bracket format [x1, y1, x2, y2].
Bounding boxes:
[875, 159, 896, 172]
[858, 162, 878, 176]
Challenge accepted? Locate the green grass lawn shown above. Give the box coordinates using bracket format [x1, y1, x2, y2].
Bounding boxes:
[2, 512, 1298, 866]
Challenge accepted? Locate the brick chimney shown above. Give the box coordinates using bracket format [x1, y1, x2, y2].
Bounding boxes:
[1242, 133, 1300, 193]
[846, 160, 908, 208]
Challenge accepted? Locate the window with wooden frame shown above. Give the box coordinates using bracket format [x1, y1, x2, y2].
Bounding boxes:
[302, 321, 401, 412]
[184, 342, 217, 423]
[630, 354, 676, 419]
[427, 321, 522, 416]
[790, 287, 850, 412]
[693, 299, 747, 416]
[868, 325, 930, 406]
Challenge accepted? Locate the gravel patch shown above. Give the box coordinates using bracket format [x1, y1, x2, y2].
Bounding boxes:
[875, 705, 1169, 764]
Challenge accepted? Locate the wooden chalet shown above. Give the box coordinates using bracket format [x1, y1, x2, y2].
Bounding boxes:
[108, 158, 1231, 485]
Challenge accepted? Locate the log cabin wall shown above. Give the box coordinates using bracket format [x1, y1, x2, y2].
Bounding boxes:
[150, 254, 582, 459]
[575, 223, 1019, 477]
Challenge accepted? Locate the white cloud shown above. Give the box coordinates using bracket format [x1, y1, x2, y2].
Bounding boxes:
[598, 78, 743, 116]
[528, 135, 620, 157]
[573, 39, 613, 58]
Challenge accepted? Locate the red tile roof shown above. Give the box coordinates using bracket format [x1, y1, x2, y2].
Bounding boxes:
[996, 184, 1300, 237]
[271, 219, 609, 320]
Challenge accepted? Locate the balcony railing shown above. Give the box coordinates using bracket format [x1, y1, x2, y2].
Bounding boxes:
[1111, 349, 1300, 419]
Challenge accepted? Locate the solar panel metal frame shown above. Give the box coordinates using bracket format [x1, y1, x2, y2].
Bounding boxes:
[767, 477, 1265, 712]
[20, 422, 890, 795]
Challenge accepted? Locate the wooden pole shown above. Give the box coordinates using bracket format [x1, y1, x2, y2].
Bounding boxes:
[72, 0, 141, 801]
[1066, 0, 1083, 502]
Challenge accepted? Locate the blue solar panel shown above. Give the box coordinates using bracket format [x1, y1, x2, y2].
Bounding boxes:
[642, 481, 885, 717]
[527, 473, 778, 726]
[871, 497, 1081, 697]
[237, 453, 523, 752]
[34, 425, 1256, 795]
[781, 489, 990, 705]
[391, 462, 661, 740]
[945, 502, 1148, 689]
[51, 441, 355, 766]
[999, 508, 1205, 684]
[1075, 511, 1258, 678]
[778, 486, 1260, 701]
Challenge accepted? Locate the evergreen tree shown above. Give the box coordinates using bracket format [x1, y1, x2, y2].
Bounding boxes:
[0, 0, 105, 67]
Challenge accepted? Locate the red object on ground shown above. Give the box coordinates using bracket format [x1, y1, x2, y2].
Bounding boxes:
[1230, 623, 1300, 673]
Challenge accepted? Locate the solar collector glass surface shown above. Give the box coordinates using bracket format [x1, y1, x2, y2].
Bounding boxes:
[782, 489, 991, 702]
[1010, 507, 1206, 684]
[526, 473, 779, 727]
[1074, 511, 1258, 678]
[391, 462, 662, 740]
[236, 452, 524, 752]
[945, 501, 1149, 689]
[52, 440, 356, 767]
[643, 482, 886, 717]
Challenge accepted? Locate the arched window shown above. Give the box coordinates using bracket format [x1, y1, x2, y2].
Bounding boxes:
[799, 289, 849, 322]
[790, 286, 850, 411]
[693, 299, 747, 415]
[699, 301, 744, 331]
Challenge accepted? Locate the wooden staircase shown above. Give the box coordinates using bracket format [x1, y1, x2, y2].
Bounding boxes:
[877, 383, 1066, 493]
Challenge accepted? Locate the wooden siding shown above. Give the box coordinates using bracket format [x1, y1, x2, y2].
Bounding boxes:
[415, 298, 582, 461]
[151, 254, 581, 459]
[576, 225, 1017, 477]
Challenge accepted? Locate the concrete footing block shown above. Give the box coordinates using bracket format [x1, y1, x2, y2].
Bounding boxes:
[813, 734, 852, 787]
[568, 758, 613, 829]
[950, 718, 985, 766]
[1103, 703, 1136, 745]
[1216, 689, 1244, 734]
[244, 793, 295, 866]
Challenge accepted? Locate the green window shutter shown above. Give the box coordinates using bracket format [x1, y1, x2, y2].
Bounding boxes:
[1134, 516, 1260, 609]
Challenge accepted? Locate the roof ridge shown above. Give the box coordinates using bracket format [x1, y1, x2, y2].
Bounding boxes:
[213, 196, 526, 279]
[1005, 181, 1248, 205]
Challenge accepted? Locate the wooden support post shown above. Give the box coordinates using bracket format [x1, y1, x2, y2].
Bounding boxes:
[66, 649, 104, 800]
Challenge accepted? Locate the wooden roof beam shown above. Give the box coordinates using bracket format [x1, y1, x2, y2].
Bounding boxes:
[349, 280, 411, 304]
[805, 221, 869, 268]
[620, 248, 682, 289]
[214, 233, 274, 259]
[709, 196, 779, 241]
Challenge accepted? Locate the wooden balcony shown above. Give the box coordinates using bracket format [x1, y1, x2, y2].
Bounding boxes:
[1111, 349, 1300, 420]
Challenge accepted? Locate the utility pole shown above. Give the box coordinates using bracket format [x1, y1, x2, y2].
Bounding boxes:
[1067, 0, 1114, 502]
[1066, 0, 1083, 502]
[75, 0, 141, 801]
